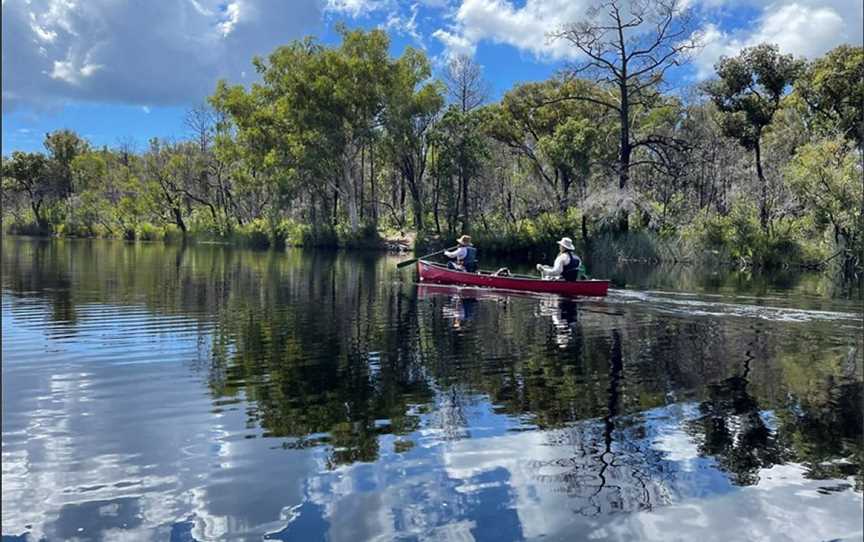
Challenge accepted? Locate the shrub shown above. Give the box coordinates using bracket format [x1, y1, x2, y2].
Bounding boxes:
[162, 224, 184, 243]
[234, 218, 272, 248]
[684, 202, 829, 268]
[136, 222, 162, 241]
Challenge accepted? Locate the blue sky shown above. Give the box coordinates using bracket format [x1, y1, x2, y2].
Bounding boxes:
[3, 0, 861, 155]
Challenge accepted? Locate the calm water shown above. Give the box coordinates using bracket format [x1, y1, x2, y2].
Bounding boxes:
[2, 238, 862, 542]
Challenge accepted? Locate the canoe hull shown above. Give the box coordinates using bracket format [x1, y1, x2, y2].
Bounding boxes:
[417, 261, 609, 297]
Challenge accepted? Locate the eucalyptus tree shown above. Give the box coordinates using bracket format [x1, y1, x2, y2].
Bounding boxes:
[2, 151, 51, 229]
[381, 49, 444, 232]
[551, 0, 700, 232]
[142, 139, 194, 235]
[44, 129, 89, 198]
[427, 106, 488, 234]
[794, 45, 864, 148]
[703, 43, 804, 232]
[212, 28, 400, 233]
[485, 78, 607, 215]
[786, 138, 863, 265]
[441, 54, 489, 231]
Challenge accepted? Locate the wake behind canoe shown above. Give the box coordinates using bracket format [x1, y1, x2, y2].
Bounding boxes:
[417, 260, 610, 297]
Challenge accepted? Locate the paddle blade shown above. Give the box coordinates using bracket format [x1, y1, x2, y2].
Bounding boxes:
[396, 258, 419, 269]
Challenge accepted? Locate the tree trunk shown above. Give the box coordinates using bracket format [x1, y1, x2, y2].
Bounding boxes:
[173, 207, 187, 234]
[617, 79, 631, 234]
[433, 173, 442, 235]
[360, 144, 365, 221]
[398, 175, 406, 227]
[370, 145, 378, 226]
[341, 156, 360, 233]
[31, 198, 46, 229]
[582, 213, 589, 249]
[333, 188, 339, 227]
[460, 165, 469, 233]
[560, 170, 572, 213]
[754, 138, 768, 233]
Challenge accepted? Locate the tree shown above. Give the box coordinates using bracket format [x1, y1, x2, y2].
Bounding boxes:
[795, 45, 864, 148]
[443, 54, 488, 114]
[382, 49, 444, 232]
[703, 43, 804, 232]
[786, 137, 863, 266]
[43, 129, 89, 198]
[428, 107, 488, 234]
[143, 139, 192, 234]
[212, 28, 397, 234]
[2, 151, 51, 228]
[485, 78, 606, 214]
[551, 0, 700, 233]
[442, 55, 489, 231]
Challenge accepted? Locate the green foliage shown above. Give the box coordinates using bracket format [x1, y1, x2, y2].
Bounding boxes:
[2, 37, 859, 272]
[470, 209, 584, 258]
[705, 43, 804, 149]
[136, 222, 162, 241]
[786, 137, 863, 258]
[44, 129, 89, 198]
[795, 45, 864, 147]
[234, 218, 273, 248]
[685, 202, 829, 268]
[484, 78, 610, 211]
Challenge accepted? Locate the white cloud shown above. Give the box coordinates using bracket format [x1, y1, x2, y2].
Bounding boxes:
[2, 0, 323, 112]
[324, 0, 391, 17]
[187, 0, 214, 16]
[382, 3, 423, 46]
[218, 1, 243, 37]
[433, 0, 590, 62]
[432, 29, 476, 58]
[691, 0, 862, 80]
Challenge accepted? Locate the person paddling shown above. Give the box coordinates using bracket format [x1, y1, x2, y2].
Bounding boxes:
[444, 235, 478, 272]
[536, 237, 583, 281]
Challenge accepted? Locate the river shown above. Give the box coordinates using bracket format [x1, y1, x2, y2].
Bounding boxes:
[2, 237, 862, 541]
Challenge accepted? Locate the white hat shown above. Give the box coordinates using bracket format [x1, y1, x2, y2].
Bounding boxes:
[557, 237, 575, 251]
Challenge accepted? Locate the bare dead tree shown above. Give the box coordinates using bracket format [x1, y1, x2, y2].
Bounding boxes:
[443, 54, 489, 113]
[550, 0, 701, 233]
[185, 103, 217, 153]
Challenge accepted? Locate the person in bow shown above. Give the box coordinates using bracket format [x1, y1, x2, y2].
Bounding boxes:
[536, 237, 583, 281]
[444, 235, 478, 272]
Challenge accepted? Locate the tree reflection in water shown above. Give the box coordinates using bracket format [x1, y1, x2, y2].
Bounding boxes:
[3, 239, 862, 538]
[527, 328, 674, 516]
[686, 348, 790, 486]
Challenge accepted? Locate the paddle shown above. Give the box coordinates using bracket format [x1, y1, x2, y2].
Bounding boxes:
[396, 246, 457, 269]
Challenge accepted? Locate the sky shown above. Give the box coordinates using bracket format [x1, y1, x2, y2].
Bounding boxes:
[2, 0, 862, 155]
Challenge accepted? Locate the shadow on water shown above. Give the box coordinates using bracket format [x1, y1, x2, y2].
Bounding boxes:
[2, 238, 862, 541]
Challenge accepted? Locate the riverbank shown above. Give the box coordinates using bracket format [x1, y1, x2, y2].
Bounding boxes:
[4, 224, 860, 278]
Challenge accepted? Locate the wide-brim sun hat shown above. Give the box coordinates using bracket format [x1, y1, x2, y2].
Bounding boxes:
[457, 235, 472, 246]
[557, 237, 575, 251]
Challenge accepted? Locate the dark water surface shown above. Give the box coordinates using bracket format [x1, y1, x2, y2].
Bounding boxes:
[2, 238, 862, 542]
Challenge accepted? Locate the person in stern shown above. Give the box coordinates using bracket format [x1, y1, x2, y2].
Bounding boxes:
[536, 237, 583, 281]
[444, 235, 478, 272]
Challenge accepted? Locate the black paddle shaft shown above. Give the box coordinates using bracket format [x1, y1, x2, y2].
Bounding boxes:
[396, 246, 457, 269]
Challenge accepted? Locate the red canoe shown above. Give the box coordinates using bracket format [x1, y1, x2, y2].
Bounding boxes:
[417, 261, 610, 297]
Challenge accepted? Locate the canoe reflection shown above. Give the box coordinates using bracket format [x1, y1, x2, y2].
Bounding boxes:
[418, 284, 581, 346]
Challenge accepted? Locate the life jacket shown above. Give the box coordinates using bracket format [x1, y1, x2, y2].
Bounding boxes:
[561, 251, 581, 281]
[460, 246, 478, 272]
